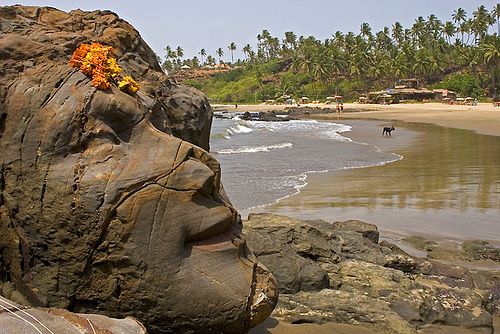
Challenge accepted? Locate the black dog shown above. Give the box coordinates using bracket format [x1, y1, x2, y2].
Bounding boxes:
[382, 126, 395, 136]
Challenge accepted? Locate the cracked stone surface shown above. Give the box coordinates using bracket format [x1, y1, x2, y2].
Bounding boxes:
[0, 5, 277, 333]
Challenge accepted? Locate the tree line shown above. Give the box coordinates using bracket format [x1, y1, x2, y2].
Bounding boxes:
[162, 5, 499, 101]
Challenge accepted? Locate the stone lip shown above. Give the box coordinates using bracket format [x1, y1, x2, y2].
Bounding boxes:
[0, 5, 277, 333]
[244, 213, 499, 334]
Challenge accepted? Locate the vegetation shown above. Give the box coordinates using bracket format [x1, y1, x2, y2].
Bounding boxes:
[162, 5, 499, 102]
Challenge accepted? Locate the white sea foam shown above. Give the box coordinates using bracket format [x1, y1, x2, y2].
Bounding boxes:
[248, 119, 353, 142]
[230, 124, 253, 134]
[216, 142, 293, 155]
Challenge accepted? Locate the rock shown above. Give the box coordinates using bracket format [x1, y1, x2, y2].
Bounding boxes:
[1, 282, 14, 300]
[244, 213, 337, 293]
[9, 290, 30, 307]
[239, 111, 297, 122]
[462, 240, 500, 262]
[244, 213, 496, 334]
[331, 219, 380, 243]
[0, 5, 276, 333]
[277, 290, 417, 334]
[0, 296, 146, 333]
[402, 236, 437, 252]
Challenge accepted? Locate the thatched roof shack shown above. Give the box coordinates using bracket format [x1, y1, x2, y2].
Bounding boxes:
[369, 88, 437, 103]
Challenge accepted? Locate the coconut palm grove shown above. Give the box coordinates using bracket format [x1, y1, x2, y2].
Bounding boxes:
[161, 5, 499, 103]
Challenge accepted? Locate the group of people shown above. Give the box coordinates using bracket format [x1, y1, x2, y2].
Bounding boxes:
[336, 102, 344, 113]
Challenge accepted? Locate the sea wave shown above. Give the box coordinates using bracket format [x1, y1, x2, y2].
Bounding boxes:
[215, 142, 293, 155]
[211, 122, 253, 140]
[248, 119, 353, 142]
[230, 123, 253, 134]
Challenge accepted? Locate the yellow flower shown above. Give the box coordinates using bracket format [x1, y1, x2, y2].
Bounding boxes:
[118, 76, 140, 94]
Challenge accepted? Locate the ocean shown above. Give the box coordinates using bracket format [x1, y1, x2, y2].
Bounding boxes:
[210, 114, 402, 211]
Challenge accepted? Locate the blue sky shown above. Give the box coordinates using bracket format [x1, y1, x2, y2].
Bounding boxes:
[1, 1, 498, 62]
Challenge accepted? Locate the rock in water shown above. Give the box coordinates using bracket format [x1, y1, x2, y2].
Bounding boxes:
[0, 5, 277, 333]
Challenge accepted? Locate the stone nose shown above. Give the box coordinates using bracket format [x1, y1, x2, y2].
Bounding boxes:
[246, 262, 278, 329]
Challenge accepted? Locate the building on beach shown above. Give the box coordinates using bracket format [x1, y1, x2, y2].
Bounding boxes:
[367, 78, 437, 104]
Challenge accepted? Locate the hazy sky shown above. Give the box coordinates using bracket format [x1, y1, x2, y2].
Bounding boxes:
[1, 1, 498, 61]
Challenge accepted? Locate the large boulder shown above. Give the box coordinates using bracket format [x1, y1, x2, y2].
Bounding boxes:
[0, 5, 276, 333]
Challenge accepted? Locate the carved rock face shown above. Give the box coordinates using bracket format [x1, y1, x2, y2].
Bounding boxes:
[0, 5, 276, 333]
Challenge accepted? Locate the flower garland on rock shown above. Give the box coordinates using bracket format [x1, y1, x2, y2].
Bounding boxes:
[69, 43, 140, 94]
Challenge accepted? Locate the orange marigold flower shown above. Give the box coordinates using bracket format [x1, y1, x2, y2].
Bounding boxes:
[69, 43, 139, 94]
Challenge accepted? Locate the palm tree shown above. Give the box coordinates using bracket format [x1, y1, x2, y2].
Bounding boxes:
[199, 48, 206, 66]
[164, 45, 172, 59]
[413, 49, 430, 82]
[443, 21, 456, 44]
[472, 5, 490, 43]
[392, 22, 404, 45]
[216, 47, 224, 64]
[360, 22, 373, 40]
[461, 19, 473, 45]
[411, 16, 426, 46]
[452, 8, 467, 43]
[284, 31, 298, 52]
[164, 45, 177, 62]
[206, 55, 216, 66]
[176, 46, 184, 59]
[228, 42, 237, 63]
[480, 35, 500, 96]
[493, 4, 500, 35]
[242, 44, 252, 61]
[452, 8, 467, 26]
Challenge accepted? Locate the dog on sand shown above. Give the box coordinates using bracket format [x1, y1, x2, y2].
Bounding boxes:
[382, 126, 395, 136]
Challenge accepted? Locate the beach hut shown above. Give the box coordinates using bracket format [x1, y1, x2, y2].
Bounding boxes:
[300, 97, 309, 104]
[464, 97, 477, 106]
[380, 93, 392, 105]
[358, 96, 369, 104]
[325, 97, 335, 104]
[180, 65, 191, 70]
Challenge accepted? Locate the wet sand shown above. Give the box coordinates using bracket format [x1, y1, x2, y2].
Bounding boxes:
[250, 316, 500, 334]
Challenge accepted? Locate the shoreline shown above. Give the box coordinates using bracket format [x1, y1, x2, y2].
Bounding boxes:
[213, 102, 500, 136]
[256, 119, 500, 243]
[224, 103, 500, 244]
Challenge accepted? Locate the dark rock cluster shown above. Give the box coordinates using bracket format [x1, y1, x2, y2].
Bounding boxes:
[245, 213, 499, 334]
